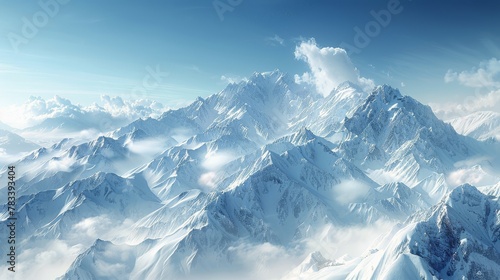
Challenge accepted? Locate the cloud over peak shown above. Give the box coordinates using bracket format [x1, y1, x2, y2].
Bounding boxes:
[294, 39, 374, 96]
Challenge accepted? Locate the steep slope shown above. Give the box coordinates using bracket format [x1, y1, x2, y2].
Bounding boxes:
[0, 172, 161, 240]
[0, 172, 162, 279]
[0, 129, 41, 167]
[348, 184, 500, 279]
[350, 182, 432, 222]
[449, 111, 500, 141]
[0, 129, 40, 155]
[3, 71, 362, 200]
[114, 70, 316, 145]
[5, 71, 499, 280]
[0, 129, 173, 197]
[62, 131, 433, 279]
[338, 85, 485, 195]
[58, 239, 158, 280]
[111, 107, 204, 142]
[294, 185, 500, 280]
[203, 71, 315, 144]
[341, 85, 472, 169]
[133, 127, 258, 201]
[289, 81, 368, 138]
[125, 71, 317, 202]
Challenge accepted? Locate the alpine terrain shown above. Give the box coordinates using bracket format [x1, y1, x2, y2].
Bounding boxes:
[1, 71, 499, 280]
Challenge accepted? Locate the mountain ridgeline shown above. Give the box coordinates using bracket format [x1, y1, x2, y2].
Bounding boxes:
[0, 70, 499, 280]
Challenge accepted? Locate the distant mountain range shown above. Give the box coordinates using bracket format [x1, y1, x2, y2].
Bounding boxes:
[449, 111, 500, 141]
[0, 71, 499, 280]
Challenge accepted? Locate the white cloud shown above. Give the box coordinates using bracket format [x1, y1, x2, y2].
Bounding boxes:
[0, 215, 135, 280]
[126, 138, 170, 156]
[430, 89, 500, 120]
[202, 220, 394, 280]
[100, 95, 165, 119]
[0, 95, 167, 131]
[332, 180, 371, 205]
[266, 35, 285, 46]
[0, 239, 84, 280]
[171, 127, 196, 143]
[444, 58, 500, 88]
[72, 216, 115, 240]
[93, 244, 135, 278]
[447, 166, 499, 187]
[433, 58, 500, 119]
[224, 242, 298, 280]
[46, 155, 77, 172]
[446, 157, 500, 188]
[303, 220, 394, 261]
[68, 215, 134, 244]
[202, 150, 237, 171]
[199, 150, 237, 191]
[0, 152, 26, 167]
[294, 38, 375, 96]
[199, 171, 217, 189]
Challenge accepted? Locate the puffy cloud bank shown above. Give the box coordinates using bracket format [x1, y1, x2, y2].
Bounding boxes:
[294, 38, 375, 96]
[0, 95, 167, 131]
[432, 58, 500, 120]
[444, 58, 500, 89]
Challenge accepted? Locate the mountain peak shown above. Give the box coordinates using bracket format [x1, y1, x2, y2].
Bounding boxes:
[120, 128, 149, 142]
[376, 182, 411, 196]
[196, 96, 205, 102]
[445, 183, 485, 206]
[269, 127, 328, 153]
[372, 84, 403, 104]
[448, 110, 500, 141]
[243, 70, 297, 91]
[92, 135, 115, 147]
[250, 69, 286, 82]
[341, 183, 500, 280]
[291, 127, 316, 142]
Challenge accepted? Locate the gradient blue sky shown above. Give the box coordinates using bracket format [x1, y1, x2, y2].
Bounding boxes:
[1, 0, 499, 109]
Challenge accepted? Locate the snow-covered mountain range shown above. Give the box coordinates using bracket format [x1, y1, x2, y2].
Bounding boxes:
[0, 129, 40, 167]
[449, 111, 500, 141]
[0, 129, 40, 155]
[288, 184, 500, 279]
[1, 71, 499, 280]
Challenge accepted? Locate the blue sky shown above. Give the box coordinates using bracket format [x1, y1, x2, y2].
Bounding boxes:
[0, 0, 499, 117]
